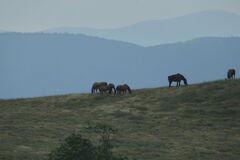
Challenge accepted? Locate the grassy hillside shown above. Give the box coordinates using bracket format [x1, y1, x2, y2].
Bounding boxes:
[0, 79, 240, 160]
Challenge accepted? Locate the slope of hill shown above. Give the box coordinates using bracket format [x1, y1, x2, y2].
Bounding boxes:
[1, 32, 240, 98]
[45, 10, 240, 46]
[0, 79, 240, 160]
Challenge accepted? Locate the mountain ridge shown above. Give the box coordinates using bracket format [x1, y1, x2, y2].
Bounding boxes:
[44, 10, 240, 46]
[1, 32, 240, 98]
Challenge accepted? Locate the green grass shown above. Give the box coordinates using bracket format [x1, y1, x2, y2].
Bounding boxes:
[0, 79, 240, 160]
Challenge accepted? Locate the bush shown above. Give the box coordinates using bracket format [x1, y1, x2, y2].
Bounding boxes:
[48, 133, 97, 160]
[48, 124, 129, 160]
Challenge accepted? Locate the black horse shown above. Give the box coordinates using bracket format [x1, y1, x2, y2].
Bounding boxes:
[116, 84, 132, 94]
[168, 73, 188, 87]
[227, 69, 236, 79]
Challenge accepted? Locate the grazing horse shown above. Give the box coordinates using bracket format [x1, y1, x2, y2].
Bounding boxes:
[168, 73, 188, 87]
[99, 83, 116, 94]
[91, 82, 107, 93]
[227, 69, 236, 79]
[116, 84, 132, 94]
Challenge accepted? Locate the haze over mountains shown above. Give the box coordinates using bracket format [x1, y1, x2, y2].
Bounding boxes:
[1, 32, 240, 98]
[0, 29, 8, 33]
[1, 10, 240, 98]
[45, 10, 240, 46]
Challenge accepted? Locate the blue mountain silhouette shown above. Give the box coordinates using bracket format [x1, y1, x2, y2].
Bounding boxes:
[0, 32, 240, 98]
[45, 11, 240, 46]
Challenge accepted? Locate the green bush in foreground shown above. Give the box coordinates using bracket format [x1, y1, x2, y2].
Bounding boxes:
[48, 124, 129, 160]
[48, 133, 97, 160]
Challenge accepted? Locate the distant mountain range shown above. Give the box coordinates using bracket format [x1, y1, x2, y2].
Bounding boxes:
[0, 32, 240, 98]
[0, 29, 8, 33]
[45, 10, 240, 46]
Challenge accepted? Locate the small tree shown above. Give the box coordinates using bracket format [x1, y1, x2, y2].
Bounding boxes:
[48, 133, 97, 160]
[49, 124, 129, 160]
[87, 123, 117, 160]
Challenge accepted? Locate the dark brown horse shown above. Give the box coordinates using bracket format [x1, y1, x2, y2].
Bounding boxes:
[168, 73, 188, 87]
[91, 82, 107, 93]
[116, 84, 132, 94]
[227, 69, 236, 79]
[99, 83, 116, 94]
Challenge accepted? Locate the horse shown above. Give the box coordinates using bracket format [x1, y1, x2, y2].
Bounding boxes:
[116, 84, 132, 94]
[227, 69, 236, 79]
[168, 73, 188, 87]
[91, 82, 108, 93]
[99, 83, 116, 94]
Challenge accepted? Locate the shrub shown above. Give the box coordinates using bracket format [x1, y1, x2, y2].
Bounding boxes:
[49, 124, 129, 160]
[48, 133, 97, 160]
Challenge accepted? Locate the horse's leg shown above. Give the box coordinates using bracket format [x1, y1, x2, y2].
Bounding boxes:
[169, 81, 172, 87]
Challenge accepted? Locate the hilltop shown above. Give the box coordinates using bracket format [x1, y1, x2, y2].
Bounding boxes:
[1, 32, 240, 98]
[45, 10, 240, 46]
[0, 79, 240, 160]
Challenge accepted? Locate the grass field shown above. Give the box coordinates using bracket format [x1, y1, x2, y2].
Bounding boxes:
[0, 79, 240, 160]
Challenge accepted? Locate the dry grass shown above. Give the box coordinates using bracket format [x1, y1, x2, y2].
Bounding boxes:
[0, 79, 240, 160]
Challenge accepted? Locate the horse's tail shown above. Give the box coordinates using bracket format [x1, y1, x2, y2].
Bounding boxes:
[91, 87, 94, 93]
[168, 76, 172, 87]
[91, 85, 95, 94]
[168, 76, 171, 82]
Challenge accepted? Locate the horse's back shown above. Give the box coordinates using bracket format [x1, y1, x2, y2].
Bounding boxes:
[168, 74, 181, 81]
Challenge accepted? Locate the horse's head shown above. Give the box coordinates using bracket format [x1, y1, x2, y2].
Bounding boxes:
[183, 79, 188, 85]
[108, 83, 116, 94]
[124, 84, 132, 94]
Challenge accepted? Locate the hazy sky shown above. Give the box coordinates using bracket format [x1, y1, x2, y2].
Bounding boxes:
[0, 0, 240, 32]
